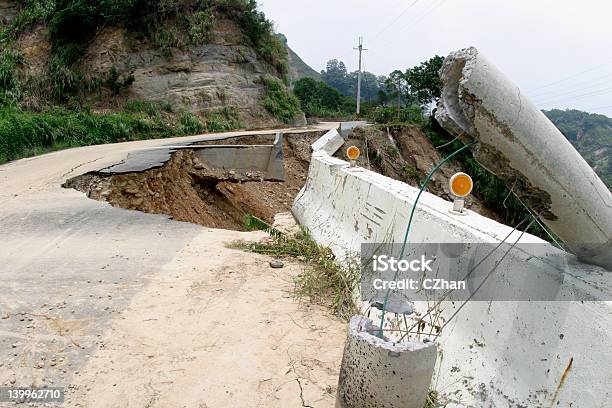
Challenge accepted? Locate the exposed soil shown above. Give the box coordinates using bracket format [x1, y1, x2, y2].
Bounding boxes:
[337, 125, 501, 221]
[64, 131, 324, 230]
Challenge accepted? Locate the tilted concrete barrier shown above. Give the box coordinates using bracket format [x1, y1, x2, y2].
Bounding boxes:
[436, 47, 612, 270]
[311, 128, 345, 156]
[292, 151, 612, 407]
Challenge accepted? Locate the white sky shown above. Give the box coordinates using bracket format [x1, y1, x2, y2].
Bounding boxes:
[259, 0, 612, 117]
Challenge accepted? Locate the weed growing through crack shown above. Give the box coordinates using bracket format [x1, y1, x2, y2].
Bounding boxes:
[423, 390, 440, 408]
[232, 221, 359, 320]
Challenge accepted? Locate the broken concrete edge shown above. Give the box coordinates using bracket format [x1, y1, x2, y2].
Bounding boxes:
[435, 46, 612, 270]
[89, 132, 285, 181]
[311, 128, 345, 155]
[348, 315, 434, 353]
[336, 315, 437, 408]
[93, 132, 284, 176]
[311, 121, 370, 156]
[293, 150, 612, 407]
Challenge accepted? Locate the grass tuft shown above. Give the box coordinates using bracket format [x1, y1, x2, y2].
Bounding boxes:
[423, 390, 440, 408]
[233, 223, 359, 320]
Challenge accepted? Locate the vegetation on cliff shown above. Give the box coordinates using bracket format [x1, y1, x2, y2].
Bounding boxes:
[0, 0, 299, 163]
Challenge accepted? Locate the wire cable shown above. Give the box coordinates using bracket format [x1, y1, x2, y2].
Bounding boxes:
[396, 216, 530, 341]
[527, 61, 612, 92]
[370, 0, 421, 42]
[377, 138, 477, 336]
[436, 217, 536, 333]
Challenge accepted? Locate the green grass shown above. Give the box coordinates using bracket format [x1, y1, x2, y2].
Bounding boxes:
[189, 10, 216, 44]
[0, 105, 241, 164]
[233, 224, 359, 320]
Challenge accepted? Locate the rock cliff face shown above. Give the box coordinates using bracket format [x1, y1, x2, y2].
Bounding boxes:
[2, 1, 305, 128]
[78, 20, 285, 127]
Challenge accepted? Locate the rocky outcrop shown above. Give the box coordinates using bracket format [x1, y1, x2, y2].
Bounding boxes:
[76, 20, 285, 127]
[8, 8, 304, 128]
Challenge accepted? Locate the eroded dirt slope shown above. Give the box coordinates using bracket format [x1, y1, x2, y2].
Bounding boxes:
[65, 132, 323, 230]
[336, 125, 500, 221]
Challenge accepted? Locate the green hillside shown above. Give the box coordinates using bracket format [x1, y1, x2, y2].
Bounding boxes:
[544, 109, 611, 189]
[277, 34, 321, 82]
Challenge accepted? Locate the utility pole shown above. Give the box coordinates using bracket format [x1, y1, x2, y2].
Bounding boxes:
[354, 37, 367, 118]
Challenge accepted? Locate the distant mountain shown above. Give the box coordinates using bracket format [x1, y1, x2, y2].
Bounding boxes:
[277, 34, 321, 82]
[544, 109, 611, 189]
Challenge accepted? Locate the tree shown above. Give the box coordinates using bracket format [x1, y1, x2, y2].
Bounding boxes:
[384, 70, 410, 121]
[320, 59, 352, 95]
[293, 77, 345, 116]
[320, 59, 383, 101]
[404, 55, 444, 107]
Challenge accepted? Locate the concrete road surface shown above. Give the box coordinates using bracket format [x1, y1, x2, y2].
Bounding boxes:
[0, 123, 345, 407]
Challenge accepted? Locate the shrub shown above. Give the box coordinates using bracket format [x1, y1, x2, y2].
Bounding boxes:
[179, 111, 204, 134]
[0, 49, 25, 103]
[262, 77, 301, 123]
[205, 106, 241, 132]
[189, 10, 215, 44]
[105, 67, 135, 95]
[152, 25, 185, 58]
[293, 77, 351, 118]
[369, 105, 426, 124]
[0, 0, 55, 43]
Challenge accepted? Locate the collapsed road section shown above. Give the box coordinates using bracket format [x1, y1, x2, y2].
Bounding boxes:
[63, 131, 325, 230]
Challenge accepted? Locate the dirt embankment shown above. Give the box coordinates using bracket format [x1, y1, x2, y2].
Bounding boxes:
[337, 125, 500, 220]
[64, 132, 323, 230]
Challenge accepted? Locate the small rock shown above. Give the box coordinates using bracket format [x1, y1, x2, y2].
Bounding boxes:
[269, 260, 284, 269]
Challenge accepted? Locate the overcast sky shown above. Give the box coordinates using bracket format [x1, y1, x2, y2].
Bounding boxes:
[259, 0, 612, 117]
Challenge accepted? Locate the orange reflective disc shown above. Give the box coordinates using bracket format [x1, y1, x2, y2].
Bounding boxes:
[450, 173, 473, 197]
[347, 146, 361, 160]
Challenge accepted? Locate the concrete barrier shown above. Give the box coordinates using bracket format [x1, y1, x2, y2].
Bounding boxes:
[292, 151, 612, 407]
[436, 47, 612, 269]
[311, 128, 345, 155]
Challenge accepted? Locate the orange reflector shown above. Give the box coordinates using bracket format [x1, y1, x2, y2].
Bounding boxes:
[347, 146, 361, 160]
[449, 172, 473, 197]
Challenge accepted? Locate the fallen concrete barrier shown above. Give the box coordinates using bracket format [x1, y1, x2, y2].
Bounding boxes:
[311, 128, 345, 155]
[336, 316, 436, 408]
[436, 47, 612, 270]
[293, 150, 612, 407]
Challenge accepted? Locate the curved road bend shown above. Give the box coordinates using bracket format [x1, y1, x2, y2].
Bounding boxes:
[0, 123, 345, 407]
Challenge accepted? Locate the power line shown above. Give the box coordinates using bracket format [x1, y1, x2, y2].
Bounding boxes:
[583, 104, 612, 111]
[395, 0, 451, 36]
[537, 86, 612, 107]
[370, 0, 420, 42]
[532, 77, 612, 104]
[527, 61, 612, 92]
[529, 72, 612, 98]
[367, 0, 450, 58]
